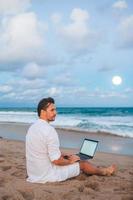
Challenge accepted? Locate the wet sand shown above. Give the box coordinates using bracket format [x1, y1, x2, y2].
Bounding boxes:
[0, 122, 133, 155]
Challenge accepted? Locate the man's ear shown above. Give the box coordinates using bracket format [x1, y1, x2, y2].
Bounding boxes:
[40, 109, 46, 117]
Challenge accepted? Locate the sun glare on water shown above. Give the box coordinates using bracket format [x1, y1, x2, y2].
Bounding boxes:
[112, 76, 122, 85]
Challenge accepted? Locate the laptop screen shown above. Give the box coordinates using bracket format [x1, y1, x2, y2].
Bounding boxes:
[80, 139, 98, 157]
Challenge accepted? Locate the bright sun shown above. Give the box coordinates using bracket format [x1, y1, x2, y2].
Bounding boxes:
[112, 76, 122, 85]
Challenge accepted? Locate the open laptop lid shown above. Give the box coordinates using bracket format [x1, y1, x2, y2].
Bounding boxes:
[79, 138, 99, 158]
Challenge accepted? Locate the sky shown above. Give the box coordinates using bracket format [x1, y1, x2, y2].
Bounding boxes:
[0, 0, 133, 107]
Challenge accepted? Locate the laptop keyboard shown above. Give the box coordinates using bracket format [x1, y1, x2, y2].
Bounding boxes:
[76, 154, 91, 160]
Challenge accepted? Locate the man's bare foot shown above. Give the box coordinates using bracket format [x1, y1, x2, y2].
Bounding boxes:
[101, 164, 117, 176]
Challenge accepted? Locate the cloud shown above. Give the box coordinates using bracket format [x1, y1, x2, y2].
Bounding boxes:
[0, 77, 48, 103]
[53, 8, 101, 55]
[0, 76, 131, 105]
[22, 62, 45, 79]
[70, 8, 89, 22]
[0, 0, 31, 15]
[0, 12, 48, 69]
[9, 78, 47, 91]
[83, 88, 127, 99]
[125, 88, 133, 93]
[0, 85, 12, 93]
[47, 87, 62, 97]
[51, 13, 62, 24]
[115, 15, 133, 48]
[98, 65, 114, 72]
[112, 0, 128, 10]
[52, 72, 74, 86]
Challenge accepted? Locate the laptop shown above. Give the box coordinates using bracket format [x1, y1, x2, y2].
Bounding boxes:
[76, 138, 99, 160]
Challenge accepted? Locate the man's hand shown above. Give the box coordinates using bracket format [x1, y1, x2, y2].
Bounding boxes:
[61, 152, 71, 158]
[67, 155, 80, 164]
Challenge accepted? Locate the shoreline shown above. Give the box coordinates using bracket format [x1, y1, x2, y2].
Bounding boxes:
[0, 121, 133, 139]
[0, 122, 133, 156]
[0, 138, 133, 200]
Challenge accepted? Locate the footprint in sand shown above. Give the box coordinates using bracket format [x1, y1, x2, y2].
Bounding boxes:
[11, 170, 25, 178]
[78, 184, 94, 195]
[1, 166, 12, 171]
[78, 185, 84, 192]
[16, 165, 25, 170]
[129, 171, 133, 175]
[84, 181, 100, 191]
[18, 190, 34, 200]
[62, 191, 78, 200]
[76, 174, 86, 181]
[0, 178, 6, 187]
[122, 196, 133, 200]
[0, 155, 5, 163]
[45, 194, 56, 200]
[2, 195, 12, 200]
[84, 187, 94, 195]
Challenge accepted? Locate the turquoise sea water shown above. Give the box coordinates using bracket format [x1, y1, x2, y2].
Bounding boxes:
[0, 107, 133, 138]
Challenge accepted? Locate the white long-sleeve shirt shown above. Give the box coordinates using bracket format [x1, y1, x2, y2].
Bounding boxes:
[26, 119, 79, 183]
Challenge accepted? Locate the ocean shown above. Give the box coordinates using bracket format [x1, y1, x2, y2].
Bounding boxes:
[0, 107, 133, 138]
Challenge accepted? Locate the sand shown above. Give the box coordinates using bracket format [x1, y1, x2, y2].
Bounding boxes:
[0, 137, 133, 200]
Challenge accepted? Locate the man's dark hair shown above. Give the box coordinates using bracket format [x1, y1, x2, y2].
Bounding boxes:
[37, 97, 55, 117]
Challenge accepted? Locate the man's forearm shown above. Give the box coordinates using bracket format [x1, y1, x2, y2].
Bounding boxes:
[52, 155, 72, 166]
[52, 155, 80, 166]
